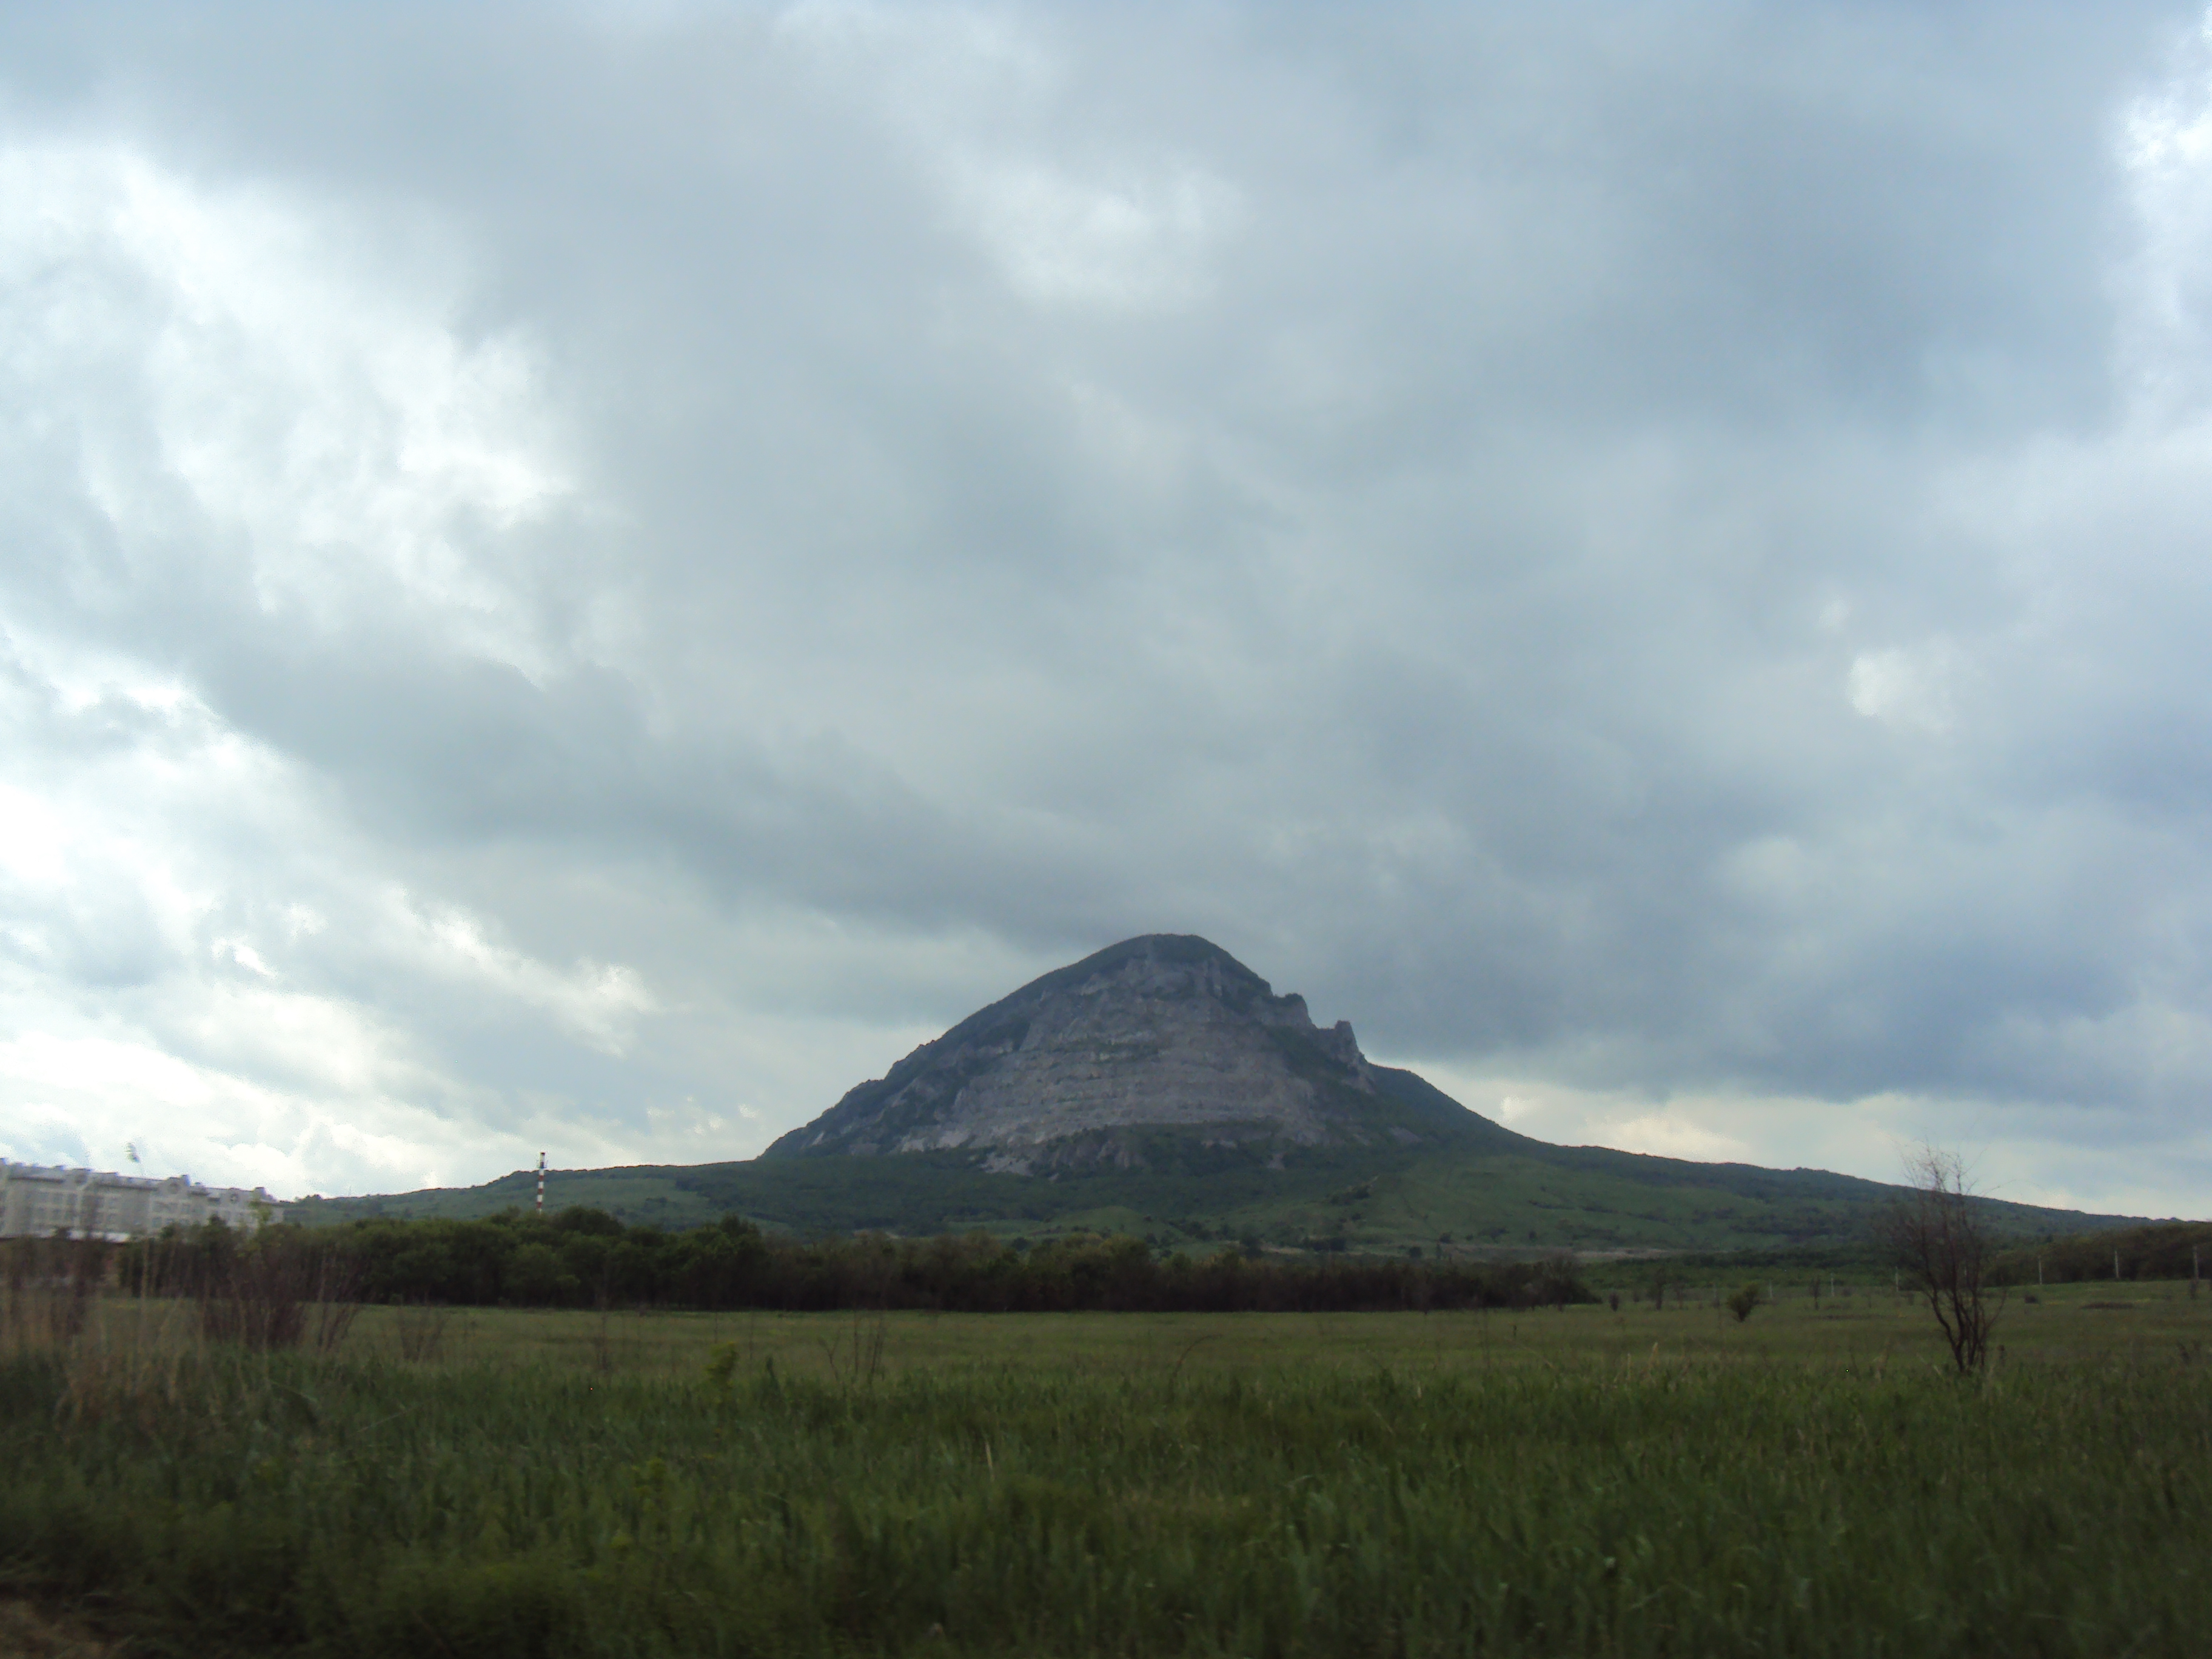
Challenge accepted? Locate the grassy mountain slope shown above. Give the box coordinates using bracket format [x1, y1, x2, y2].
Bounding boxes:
[290, 1067, 2147, 1252]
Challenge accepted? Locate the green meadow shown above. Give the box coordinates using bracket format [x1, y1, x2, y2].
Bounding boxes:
[4, 1284, 2208, 1657]
[212, 1276, 2212, 1376]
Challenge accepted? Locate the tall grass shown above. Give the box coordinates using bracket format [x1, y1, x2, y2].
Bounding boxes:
[0, 1238, 102, 1357]
[1, 1318, 2207, 1657]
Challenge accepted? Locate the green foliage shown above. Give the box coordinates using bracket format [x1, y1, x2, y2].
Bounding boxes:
[2, 1318, 2208, 1658]
[1989, 1219, 2212, 1285]
[1726, 1283, 1761, 1322]
[87, 1220, 1600, 1316]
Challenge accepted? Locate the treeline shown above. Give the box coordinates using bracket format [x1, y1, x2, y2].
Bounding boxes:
[90, 1207, 1595, 1315]
[1988, 1221, 2212, 1287]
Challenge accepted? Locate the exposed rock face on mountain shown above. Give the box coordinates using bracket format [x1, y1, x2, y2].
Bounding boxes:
[764, 935, 1423, 1173]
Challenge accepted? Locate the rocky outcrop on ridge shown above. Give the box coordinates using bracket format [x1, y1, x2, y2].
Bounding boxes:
[764, 934, 1406, 1172]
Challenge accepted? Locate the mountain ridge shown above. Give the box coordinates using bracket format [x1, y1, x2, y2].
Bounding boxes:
[289, 934, 2164, 1253]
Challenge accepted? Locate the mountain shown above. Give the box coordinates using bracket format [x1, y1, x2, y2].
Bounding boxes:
[291, 934, 2160, 1256]
[764, 934, 1511, 1170]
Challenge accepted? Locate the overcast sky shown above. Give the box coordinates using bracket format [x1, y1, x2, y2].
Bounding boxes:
[2, 2, 2209, 1217]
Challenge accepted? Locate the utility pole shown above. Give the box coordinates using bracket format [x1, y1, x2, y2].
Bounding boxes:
[537, 1151, 546, 1217]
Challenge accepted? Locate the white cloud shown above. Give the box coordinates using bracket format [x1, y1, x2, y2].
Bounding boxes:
[779, 0, 1236, 310]
[0, 138, 571, 672]
[1846, 642, 1963, 733]
[389, 895, 657, 1054]
[950, 154, 1235, 310]
[213, 939, 273, 977]
[0, 138, 648, 1194]
[0, 783, 70, 883]
[2119, 15, 2212, 411]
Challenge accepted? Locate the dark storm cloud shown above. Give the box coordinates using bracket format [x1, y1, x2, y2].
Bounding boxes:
[0, 1, 2206, 1208]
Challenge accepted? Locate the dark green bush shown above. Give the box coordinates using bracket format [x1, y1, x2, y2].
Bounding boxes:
[81, 1218, 1598, 1318]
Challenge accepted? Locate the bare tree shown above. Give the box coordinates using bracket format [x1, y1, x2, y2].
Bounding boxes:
[1877, 1145, 2005, 1376]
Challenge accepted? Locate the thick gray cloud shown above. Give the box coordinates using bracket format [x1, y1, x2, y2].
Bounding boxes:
[0, 1, 2207, 1215]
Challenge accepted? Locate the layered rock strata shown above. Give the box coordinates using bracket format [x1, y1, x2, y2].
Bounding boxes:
[766, 934, 1386, 1171]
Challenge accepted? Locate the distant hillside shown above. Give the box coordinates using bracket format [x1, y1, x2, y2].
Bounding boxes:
[293, 934, 2158, 1255]
[291, 1070, 2143, 1256]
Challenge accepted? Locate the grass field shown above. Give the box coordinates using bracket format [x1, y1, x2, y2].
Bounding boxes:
[3, 1283, 2208, 1657]
[283, 1277, 2211, 1378]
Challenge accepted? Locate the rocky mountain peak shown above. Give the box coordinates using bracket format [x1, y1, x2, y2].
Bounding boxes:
[765, 934, 1395, 1171]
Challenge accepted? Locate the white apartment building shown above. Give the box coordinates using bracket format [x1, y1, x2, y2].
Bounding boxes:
[0, 1162, 282, 1241]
